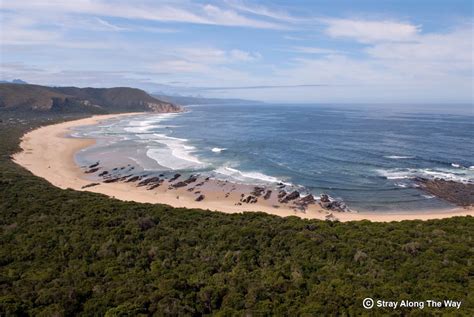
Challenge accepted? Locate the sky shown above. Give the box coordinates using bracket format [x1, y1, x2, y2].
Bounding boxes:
[0, 0, 473, 103]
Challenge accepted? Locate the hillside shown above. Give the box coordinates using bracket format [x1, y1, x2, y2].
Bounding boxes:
[0, 84, 182, 113]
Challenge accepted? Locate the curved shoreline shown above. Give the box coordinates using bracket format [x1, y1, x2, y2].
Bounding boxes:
[13, 113, 473, 222]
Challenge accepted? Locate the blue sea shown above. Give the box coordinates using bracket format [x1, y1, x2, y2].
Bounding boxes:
[73, 103, 474, 212]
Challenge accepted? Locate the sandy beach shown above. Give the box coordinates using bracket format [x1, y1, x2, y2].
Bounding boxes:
[13, 113, 473, 222]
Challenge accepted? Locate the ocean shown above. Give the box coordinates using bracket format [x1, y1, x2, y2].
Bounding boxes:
[72, 103, 474, 212]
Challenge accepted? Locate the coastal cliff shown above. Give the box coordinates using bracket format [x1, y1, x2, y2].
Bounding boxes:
[0, 84, 183, 114]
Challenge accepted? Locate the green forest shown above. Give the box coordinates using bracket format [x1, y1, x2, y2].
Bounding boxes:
[1, 112, 473, 316]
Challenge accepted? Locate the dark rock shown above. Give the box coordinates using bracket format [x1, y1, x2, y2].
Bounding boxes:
[415, 177, 474, 206]
[263, 190, 272, 200]
[172, 181, 188, 188]
[318, 194, 350, 212]
[147, 183, 161, 190]
[329, 200, 350, 212]
[294, 194, 316, 209]
[299, 194, 316, 205]
[241, 195, 258, 204]
[195, 194, 205, 201]
[280, 190, 300, 203]
[251, 186, 265, 197]
[169, 173, 181, 182]
[126, 176, 141, 183]
[184, 175, 198, 184]
[81, 183, 100, 189]
[98, 171, 109, 177]
[89, 162, 99, 168]
[171, 175, 198, 188]
[85, 168, 99, 174]
[103, 178, 121, 183]
[278, 191, 287, 199]
[137, 177, 161, 187]
[320, 194, 330, 202]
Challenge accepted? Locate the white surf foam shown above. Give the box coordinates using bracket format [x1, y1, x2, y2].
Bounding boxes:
[376, 168, 474, 183]
[145, 133, 204, 170]
[212, 147, 226, 153]
[124, 113, 181, 134]
[215, 166, 290, 185]
[384, 155, 414, 159]
[451, 163, 460, 168]
[395, 183, 408, 188]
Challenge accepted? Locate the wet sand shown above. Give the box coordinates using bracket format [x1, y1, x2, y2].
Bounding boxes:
[13, 114, 473, 222]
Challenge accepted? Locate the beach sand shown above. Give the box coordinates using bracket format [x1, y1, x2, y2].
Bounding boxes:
[13, 113, 473, 222]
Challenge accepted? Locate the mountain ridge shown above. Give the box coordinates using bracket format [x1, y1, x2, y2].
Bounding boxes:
[0, 84, 182, 113]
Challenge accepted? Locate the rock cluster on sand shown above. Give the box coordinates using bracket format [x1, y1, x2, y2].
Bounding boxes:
[81, 183, 100, 189]
[318, 194, 350, 212]
[280, 190, 300, 203]
[241, 195, 258, 204]
[172, 175, 198, 188]
[82, 164, 356, 213]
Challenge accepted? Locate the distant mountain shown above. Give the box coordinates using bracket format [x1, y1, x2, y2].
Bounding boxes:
[0, 84, 182, 113]
[153, 94, 263, 105]
[0, 79, 28, 84]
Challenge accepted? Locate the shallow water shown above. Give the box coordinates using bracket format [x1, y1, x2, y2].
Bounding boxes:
[73, 103, 474, 212]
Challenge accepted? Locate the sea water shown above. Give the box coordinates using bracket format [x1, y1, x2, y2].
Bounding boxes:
[73, 103, 474, 212]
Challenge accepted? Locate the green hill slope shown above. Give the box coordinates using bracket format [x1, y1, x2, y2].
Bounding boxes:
[0, 84, 182, 113]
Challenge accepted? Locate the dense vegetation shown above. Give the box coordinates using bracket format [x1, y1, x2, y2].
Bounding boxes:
[1, 111, 473, 316]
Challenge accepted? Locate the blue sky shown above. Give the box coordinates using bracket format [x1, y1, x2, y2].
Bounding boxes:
[1, 0, 473, 103]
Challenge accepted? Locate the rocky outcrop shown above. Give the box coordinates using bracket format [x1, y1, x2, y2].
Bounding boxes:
[319, 194, 350, 212]
[280, 190, 300, 203]
[241, 195, 258, 204]
[415, 177, 474, 206]
[137, 177, 161, 187]
[172, 175, 198, 188]
[263, 190, 272, 200]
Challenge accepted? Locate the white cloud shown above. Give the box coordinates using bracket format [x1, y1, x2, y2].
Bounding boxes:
[1, 0, 287, 29]
[323, 18, 420, 43]
[225, 0, 300, 22]
[289, 46, 341, 55]
[170, 48, 261, 66]
[0, 14, 62, 45]
[229, 49, 261, 61]
[367, 25, 472, 62]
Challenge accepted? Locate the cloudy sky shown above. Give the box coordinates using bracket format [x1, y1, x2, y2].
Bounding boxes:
[1, 0, 473, 103]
